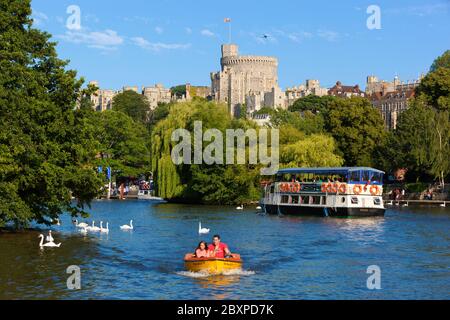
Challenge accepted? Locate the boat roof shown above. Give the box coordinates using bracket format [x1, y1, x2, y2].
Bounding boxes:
[277, 167, 385, 175]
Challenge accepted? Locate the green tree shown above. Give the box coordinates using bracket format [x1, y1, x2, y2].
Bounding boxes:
[430, 50, 450, 72]
[92, 111, 150, 178]
[113, 90, 150, 123]
[0, 0, 102, 228]
[380, 98, 450, 184]
[289, 95, 337, 114]
[325, 97, 386, 167]
[416, 68, 450, 112]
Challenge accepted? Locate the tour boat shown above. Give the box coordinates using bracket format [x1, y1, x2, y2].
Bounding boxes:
[184, 254, 242, 274]
[261, 167, 386, 217]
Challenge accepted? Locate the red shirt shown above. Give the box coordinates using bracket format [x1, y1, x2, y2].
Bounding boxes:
[208, 242, 228, 258]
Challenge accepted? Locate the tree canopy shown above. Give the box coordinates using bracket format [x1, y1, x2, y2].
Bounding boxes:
[112, 90, 150, 123]
[430, 50, 450, 72]
[0, 0, 102, 227]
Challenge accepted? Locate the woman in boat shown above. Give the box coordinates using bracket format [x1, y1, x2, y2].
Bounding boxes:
[195, 241, 210, 258]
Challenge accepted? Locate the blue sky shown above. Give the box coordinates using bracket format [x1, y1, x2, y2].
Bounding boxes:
[31, 0, 449, 90]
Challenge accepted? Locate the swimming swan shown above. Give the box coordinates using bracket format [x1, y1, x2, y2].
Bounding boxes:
[120, 220, 133, 230]
[75, 220, 89, 228]
[86, 221, 100, 232]
[198, 222, 210, 235]
[38, 234, 61, 248]
[100, 221, 109, 233]
[236, 205, 244, 210]
[45, 230, 54, 243]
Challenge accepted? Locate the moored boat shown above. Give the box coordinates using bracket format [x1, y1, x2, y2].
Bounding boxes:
[184, 254, 242, 274]
[261, 167, 386, 217]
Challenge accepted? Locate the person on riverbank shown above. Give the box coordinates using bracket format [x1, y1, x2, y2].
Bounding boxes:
[195, 241, 210, 258]
[208, 235, 232, 259]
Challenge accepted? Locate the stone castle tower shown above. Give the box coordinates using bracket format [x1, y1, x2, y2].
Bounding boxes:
[210, 44, 280, 116]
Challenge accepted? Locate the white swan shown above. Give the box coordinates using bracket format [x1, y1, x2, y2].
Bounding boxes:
[120, 220, 133, 230]
[75, 220, 89, 228]
[256, 206, 262, 210]
[86, 221, 100, 232]
[79, 226, 88, 235]
[198, 222, 210, 235]
[236, 205, 244, 210]
[402, 202, 409, 207]
[45, 230, 54, 243]
[38, 234, 61, 248]
[440, 203, 446, 208]
[100, 221, 109, 233]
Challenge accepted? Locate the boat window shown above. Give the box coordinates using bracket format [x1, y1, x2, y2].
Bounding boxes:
[281, 195, 289, 203]
[291, 196, 299, 204]
[270, 185, 275, 193]
[349, 171, 360, 183]
[312, 196, 321, 205]
[362, 171, 370, 182]
[371, 172, 383, 184]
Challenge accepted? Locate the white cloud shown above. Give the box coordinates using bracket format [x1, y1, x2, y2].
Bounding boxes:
[386, 3, 449, 16]
[201, 29, 215, 37]
[57, 29, 124, 51]
[131, 36, 191, 52]
[155, 26, 164, 34]
[31, 10, 48, 26]
[185, 27, 193, 35]
[317, 30, 340, 42]
[286, 31, 313, 43]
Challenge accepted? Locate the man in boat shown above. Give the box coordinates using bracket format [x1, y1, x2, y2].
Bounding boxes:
[208, 235, 232, 259]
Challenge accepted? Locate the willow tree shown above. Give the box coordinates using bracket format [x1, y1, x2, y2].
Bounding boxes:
[151, 102, 195, 199]
[0, 0, 102, 227]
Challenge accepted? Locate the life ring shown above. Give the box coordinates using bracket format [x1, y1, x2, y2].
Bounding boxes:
[331, 183, 338, 193]
[326, 183, 333, 193]
[321, 183, 328, 193]
[338, 184, 347, 194]
[353, 185, 363, 195]
[280, 183, 289, 193]
[293, 182, 301, 193]
[370, 185, 379, 196]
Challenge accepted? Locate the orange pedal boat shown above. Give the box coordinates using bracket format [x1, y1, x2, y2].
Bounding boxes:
[184, 253, 243, 274]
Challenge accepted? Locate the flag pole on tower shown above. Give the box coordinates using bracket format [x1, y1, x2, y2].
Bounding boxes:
[224, 18, 232, 43]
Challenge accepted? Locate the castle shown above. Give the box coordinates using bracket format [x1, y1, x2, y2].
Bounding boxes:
[210, 44, 282, 116]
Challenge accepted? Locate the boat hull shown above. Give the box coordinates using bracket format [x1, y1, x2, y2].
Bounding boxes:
[263, 204, 385, 217]
[184, 254, 242, 274]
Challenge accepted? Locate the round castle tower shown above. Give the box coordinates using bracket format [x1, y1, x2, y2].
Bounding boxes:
[211, 44, 280, 116]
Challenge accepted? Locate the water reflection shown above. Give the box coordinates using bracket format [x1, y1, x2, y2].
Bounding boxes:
[326, 217, 386, 243]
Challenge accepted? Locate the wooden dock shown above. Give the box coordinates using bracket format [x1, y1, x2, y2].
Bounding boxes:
[384, 199, 447, 207]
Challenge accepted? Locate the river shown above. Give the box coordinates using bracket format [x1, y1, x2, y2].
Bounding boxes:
[0, 200, 449, 300]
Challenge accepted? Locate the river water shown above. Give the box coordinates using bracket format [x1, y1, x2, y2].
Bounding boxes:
[0, 200, 449, 300]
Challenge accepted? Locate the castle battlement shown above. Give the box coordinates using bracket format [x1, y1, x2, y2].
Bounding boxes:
[221, 56, 278, 67]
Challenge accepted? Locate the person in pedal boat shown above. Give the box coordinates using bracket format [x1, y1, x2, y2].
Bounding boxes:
[195, 241, 210, 258]
[208, 235, 232, 259]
